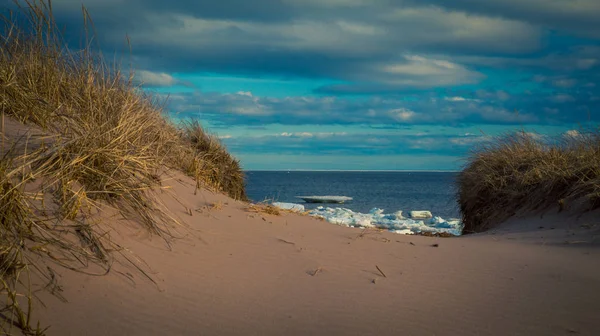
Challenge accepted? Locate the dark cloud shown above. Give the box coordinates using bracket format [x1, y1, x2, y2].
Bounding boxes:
[0, 0, 554, 84]
[2, 0, 598, 128]
[418, 0, 600, 38]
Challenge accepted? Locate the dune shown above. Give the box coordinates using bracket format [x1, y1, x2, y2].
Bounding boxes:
[26, 171, 599, 336]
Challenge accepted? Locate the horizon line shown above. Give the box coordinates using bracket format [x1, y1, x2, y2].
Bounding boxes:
[244, 169, 461, 172]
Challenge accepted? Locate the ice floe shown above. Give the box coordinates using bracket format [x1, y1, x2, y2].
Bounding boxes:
[295, 195, 353, 203]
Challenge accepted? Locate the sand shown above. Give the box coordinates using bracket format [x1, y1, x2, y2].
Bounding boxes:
[22, 171, 599, 336]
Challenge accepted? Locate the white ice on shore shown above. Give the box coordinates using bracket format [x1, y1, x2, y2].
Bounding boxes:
[310, 207, 462, 236]
[272, 202, 305, 212]
[271, 202, 463, 236]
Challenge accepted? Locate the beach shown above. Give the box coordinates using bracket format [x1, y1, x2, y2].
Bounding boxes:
[2, 2, 599, 334]
[31, 172, 600, 336]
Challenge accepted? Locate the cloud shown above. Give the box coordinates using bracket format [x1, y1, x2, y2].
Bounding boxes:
[550, 94, 576, 103]
[134, 70, 176, 87]
[552, 78, 577, 88]
[4, 0, 595, 101]
[421, 0, 600, 38]
[4, 0, 598, 170]
[133, 70, 194, 88]
[5, 0, 546, 90]
[166, 87, 600, 127]
[445, 96, 482, 102]
[563, 129, 581, 138]
[315, 54, 485, 94]
[450, 45, 600, 73]
[389, 108, 416, 122]
[277, 132, 347, 138]
[218, 131, 492, 157]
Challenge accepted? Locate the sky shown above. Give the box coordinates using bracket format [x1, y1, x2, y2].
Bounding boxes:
[3, 0, 600, 170]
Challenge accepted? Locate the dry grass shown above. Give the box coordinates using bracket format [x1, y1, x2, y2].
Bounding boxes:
[457, 129, 600, 234]
[247, 203, 281, 216]
[0, 0, 246, 333]
[0, 146, 112, 335]
[209, 201, 223, 211]
[178, 120, 246, 201]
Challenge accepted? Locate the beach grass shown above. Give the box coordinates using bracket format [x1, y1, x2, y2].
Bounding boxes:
[179, 120, 246, 201]
[0, 0, 245, 333]
[457, 129, 600, 234]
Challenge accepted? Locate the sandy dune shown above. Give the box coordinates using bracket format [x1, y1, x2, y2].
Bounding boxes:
[30, 173, 600, 336]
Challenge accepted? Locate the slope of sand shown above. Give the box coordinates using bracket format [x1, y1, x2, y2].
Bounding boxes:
[31, 172, 600, 336]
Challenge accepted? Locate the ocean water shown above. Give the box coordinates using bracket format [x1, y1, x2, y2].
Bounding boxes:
[244, 171, 461, 219]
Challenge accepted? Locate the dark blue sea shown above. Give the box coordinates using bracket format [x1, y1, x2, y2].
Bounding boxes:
[244, 171, 461, 219]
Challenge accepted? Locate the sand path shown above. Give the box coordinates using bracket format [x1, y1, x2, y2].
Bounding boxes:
[33, 174, 600, 336]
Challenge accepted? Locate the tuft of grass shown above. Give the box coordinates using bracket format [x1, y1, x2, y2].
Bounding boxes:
[178, 120, 247, 201]
[0, 152, 38, 334]
[0, 146, 109, 335]
[457, 129, 600, 234]
[247, 203, 281, 216]
[0, 0, 247, 333]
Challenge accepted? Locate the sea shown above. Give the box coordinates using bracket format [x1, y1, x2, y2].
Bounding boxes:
[244, 171, 461, 219]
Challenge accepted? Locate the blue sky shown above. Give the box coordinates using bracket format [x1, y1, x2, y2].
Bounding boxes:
[5, 0, 599, 170]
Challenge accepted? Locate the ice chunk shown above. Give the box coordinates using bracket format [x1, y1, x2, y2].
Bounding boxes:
[272, 202, 305, 212]
[409, 210, 433, 219]
[296, 196, 353, 203]
[308, 207, 463, 236]
[369, 208, 384, 215]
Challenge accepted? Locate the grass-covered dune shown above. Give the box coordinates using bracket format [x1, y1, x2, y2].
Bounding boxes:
[457, 130, 600, 234]
[0, 0, 245, 333]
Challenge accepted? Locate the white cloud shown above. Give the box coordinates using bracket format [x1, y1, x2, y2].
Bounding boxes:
[449, 137, 488, 145]
[229, 106, 268, 116]
[372, 54, 484, 88]
[277, 132, 347, 138]
[444, 96, 482, 102]
[564, 130, 581, 138]
[135, 70, 177, 87]
[389, 108, 416, 121]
